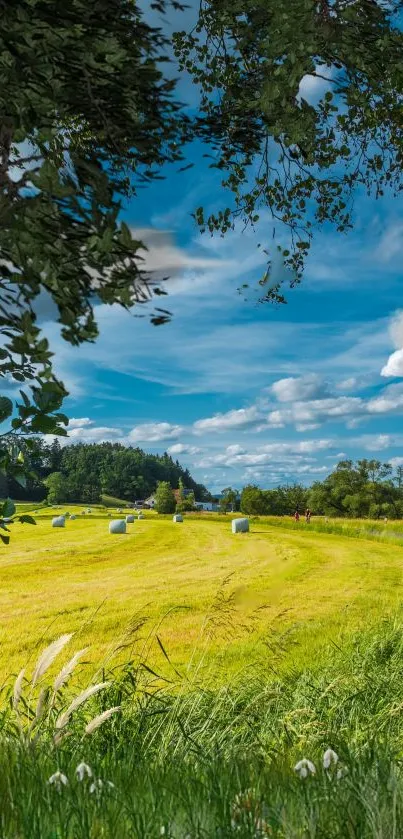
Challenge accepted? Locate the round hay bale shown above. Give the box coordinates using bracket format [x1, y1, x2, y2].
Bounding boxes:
[173, 514, 183, 523]
[126, 514, 135, 523]
[138, 513, 144, 520]
[109, 519, 126, 535]
[70, 515, 77, 521]
[231, 517, 249, 534]
[52, 516, 66, 528]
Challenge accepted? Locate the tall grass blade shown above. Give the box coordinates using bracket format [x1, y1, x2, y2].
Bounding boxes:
[85, 706, 121, 735]
[53, 648, 88, 692]
[13, 668, 25, 712]
[55, 681, 110, 730]
[32, 634, 73, 687]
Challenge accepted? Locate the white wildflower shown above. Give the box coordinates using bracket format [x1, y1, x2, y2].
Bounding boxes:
[294, 758, 316, 779]
[323, 748, 339, 770]
[89, 778, 114, 795]
[76, 762, 92, 781]
[89, 779, 103, 794]
[336, 766, 348, 780]
[48, 771, 68, 789]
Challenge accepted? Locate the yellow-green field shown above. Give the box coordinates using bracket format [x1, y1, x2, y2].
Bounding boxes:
[2, 505, 403, 682]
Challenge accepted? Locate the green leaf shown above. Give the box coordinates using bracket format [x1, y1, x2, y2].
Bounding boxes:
[0, 397, 13, 423]
[2, 498, 16, 518]
[19, 515, 36, 525]
[12, 471, 27, 489]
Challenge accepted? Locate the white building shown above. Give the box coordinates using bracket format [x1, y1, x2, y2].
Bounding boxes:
[195, 502, 220, 512]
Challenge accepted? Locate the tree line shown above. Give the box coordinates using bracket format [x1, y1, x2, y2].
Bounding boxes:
[239, 460, 403, 519]
[2, 439, 210, 506]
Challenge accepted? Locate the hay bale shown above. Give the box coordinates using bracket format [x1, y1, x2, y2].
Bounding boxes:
[231, 517, 249, 534]
[70, 515, 77, 521]
[109, 519, 126, 535]
[87, 508, 92, 513]
[173, 514, 183, 523]
[126, 514, 135, 523]
[138, 513, 144, 520]
[52, 516, 66, 528]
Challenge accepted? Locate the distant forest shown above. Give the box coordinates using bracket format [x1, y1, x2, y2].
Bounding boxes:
[3, 442, 403, 520]
[1, 439, 211, 504]
[241, 460, 403, 520]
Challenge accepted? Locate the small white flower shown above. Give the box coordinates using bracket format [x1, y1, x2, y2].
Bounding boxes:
[294, 758, 316, 779]
[89, 779, 103, 794]
[323, 748, 339, 770]
[336, 766, 348, 780]
[76, 762, 92, 781]
[48, 771, 68, 789]
[89, 778, 114, 794]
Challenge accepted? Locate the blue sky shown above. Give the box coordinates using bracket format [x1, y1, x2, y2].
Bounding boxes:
[42, 22, 403, 494]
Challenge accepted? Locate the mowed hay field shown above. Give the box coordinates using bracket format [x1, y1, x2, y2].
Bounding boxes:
[2, 506, 403, 682]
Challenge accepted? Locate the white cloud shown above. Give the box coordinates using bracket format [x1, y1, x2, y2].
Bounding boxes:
[367, 387, 403, 414]
[298, 64, 335, 105]
[167, 443, 201, 456]
[196, 439, 333, 470]
[336, 377, 360, 392]
[225, 444, 246, 456]
[267, 396, 364, 428]
[67, 425, 123, 443]
[131, 227, 232, 296]
[67, 417, 93, 429]
[193, 406, 261, 434]
[271, 374, 329, 403]
[381, 348, 403, 378]
[375, 222, 403, 263]
[381, 312, 403, 378]
[128, 422, 183, 443]
[362, 434, 392, 451]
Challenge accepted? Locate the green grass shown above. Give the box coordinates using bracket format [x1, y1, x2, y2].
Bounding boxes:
[101, 494, 133, 507]
[1, 507, 403, 682]
[2, 510, 403, 837]
[2, 613, 403, 837]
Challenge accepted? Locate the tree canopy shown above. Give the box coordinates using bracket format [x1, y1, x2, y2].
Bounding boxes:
[6, 439, 210, 506]
[175, 0, 403, 299]
[240, 459, 403, 519]
[0, 0, 190, 495]
[155, 481, 177, 514]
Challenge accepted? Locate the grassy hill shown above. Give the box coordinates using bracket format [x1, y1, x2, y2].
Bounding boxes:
[2, 507, 403, 682]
